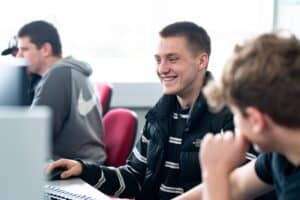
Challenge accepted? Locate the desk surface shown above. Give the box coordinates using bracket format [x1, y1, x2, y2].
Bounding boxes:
[45, 178, 111, 200]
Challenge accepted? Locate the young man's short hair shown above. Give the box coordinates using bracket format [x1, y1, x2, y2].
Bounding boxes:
[18, 20, 62, 56]
[159, 21, 211, 57]
[204, 33, 300, 128]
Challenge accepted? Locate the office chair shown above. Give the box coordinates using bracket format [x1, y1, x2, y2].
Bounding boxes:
[96, 82, 113, 116]
[103, 108, 138, 167]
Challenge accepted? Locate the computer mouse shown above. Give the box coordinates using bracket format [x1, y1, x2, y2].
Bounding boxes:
[47, 167, 66, 181]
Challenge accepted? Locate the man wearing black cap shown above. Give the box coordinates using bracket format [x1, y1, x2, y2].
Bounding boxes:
[2, 35, 41, 103]
[1, 36, 19, 57]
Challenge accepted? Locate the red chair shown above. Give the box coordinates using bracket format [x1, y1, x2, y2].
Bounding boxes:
[96, 82, 113, 115]
[103, 108, 138, 167]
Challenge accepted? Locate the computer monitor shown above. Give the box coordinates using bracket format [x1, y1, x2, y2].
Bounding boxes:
[0, 57, 31, 105]
[0, 107, 50, 199]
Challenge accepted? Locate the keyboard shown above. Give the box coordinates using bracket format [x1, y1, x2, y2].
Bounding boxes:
[44, 178, 111, 200]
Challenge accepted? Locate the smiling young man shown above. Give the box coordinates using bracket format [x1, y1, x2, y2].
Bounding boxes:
[17, 20, 106, 164]
[174, 33, 300, 200]
[48, 21, 233, 200]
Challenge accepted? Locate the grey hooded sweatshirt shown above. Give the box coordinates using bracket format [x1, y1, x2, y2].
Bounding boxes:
[32, 56, 106, 164]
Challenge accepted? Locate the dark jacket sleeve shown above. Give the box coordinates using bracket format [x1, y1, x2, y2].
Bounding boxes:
[79, 122, 151, 198]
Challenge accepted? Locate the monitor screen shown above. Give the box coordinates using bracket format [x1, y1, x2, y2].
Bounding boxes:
[0, 107, 50, 199]
[0, 58, 31, 106]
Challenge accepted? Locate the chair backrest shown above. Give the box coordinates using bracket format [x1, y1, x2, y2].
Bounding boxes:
[103, 108, 138, 167]
[96, 82, 113, 115]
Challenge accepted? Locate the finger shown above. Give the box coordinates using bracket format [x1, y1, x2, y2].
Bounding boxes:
[200, 133, 213, 156]
[60, 163, 81, 179]
[223, 131, 234, 141]
[201, 133, 214, 146]
[224, 130, 234, 135]
[46, 162, 59, 173]
[60, 168, 74, 179]
[213, 133, 222, 141]
[46, 159, 68, 173]
[200, 133, 215, 158]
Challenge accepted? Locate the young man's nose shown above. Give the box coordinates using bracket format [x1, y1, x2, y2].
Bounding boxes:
[157, 60, 171, 74]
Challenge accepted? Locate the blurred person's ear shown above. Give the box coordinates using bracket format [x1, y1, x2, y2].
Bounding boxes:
[41, 42, 53, 57]
[245, 107, 267, 134]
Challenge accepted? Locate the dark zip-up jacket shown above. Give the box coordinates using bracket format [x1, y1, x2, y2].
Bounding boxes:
[80, 72, 234, 199]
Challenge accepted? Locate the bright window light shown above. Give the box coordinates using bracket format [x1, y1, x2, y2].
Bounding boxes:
[0, 0, 273, 82]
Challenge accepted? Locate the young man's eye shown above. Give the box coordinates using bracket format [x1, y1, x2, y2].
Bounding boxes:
[169, 57, 178, 63]
[155, 58, 161, 64]
[20, 48, 27, 52]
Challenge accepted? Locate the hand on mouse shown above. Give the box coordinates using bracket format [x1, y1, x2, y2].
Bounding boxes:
[47, 159, 83, 179]
[47, 167, 66, 181]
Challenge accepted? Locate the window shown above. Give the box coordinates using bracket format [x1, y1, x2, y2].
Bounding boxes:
[276, 0, 300, 36]
[1, 0, 274, 82]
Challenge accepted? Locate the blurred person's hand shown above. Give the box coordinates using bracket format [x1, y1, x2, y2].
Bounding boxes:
[199, 131, 250, 176]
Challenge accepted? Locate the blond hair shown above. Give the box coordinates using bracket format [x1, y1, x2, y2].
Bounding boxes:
[204, 33, 300, 128]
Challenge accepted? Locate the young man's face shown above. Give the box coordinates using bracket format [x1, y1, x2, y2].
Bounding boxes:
[17, 36, 45, 75]
[155, 36, 204, 97]
[230, 105, 271, 153]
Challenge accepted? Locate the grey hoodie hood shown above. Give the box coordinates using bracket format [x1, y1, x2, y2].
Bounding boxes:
[52, 56, 93, 76]
[33, 55, 106, 163]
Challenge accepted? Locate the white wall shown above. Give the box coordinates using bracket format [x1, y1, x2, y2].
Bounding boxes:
[1, 0, 274, 82]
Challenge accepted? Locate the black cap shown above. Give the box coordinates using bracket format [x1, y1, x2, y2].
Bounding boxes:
[1, 36, 18, 56]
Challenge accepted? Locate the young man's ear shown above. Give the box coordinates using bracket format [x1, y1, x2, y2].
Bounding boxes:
[197, 52, 209, 71]
[245, 107, 267, 134]
[41, 42, 53, 57]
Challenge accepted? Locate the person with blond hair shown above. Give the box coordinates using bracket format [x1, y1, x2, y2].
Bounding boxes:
[174, 33, 300, 200]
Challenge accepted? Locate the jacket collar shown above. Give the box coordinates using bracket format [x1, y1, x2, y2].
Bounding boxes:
[146, 71, 213, 123]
